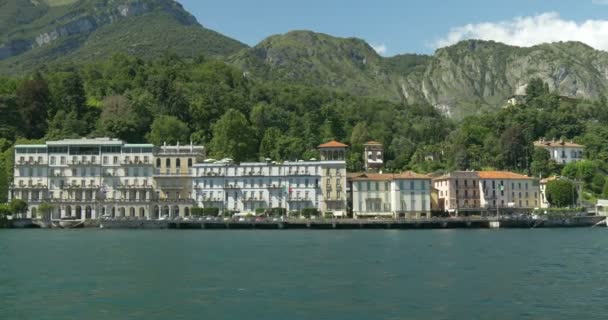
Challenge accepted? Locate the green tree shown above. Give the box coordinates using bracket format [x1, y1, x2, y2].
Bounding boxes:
[38, 202, 54, 220]
[97, 95, 149, 142]
[15, 73, 51, 139]
[530, 148, 558, 178]
[209, 109, 257, 161]
[9, 199, 28, 217]
[146, 115, 190, 146]
[259, 128, 283, 161]
[545, 179, 578, 208]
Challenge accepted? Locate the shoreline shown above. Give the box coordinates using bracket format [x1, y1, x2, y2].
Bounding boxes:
[7, 216, 606, 230]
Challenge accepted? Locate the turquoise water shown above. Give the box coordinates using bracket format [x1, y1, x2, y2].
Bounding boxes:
[0, 229, 607, 320]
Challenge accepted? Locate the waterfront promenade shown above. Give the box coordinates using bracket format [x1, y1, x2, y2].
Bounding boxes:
[94, 215, 605, 230]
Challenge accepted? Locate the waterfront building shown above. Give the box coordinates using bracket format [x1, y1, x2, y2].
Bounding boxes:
[153, 142, 205, 217]
[350, 172, 432, 219]
[191, 141, 348, 216]
[434, 170, 541, 214]
[317, 141, 348, 216]
[533, 138, 584, 164]
[478, 171, 540, 210]
[10, 138, 155, 219]
[539, 176, 583, 209]
[9, 138, 206, 220]
[433, 171, 481, 214]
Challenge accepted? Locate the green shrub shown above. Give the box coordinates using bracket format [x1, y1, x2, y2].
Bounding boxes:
[324, 211, 333, 219]
[191, 207, 204, 216]
[270, 207, 286, 217]
[203, 207, 220, 216]
[301, 208, 319, 217]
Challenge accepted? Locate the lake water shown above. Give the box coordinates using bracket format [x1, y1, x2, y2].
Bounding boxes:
[0, 229, 606, 320]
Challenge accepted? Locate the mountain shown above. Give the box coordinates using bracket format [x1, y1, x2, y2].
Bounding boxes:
[228, 30, 411, 100]
[3, 2, 608, 118]
[0, 0, 247, 75]
[230, 31, 608, 118]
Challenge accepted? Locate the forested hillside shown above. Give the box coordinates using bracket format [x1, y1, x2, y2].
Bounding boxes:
[0, 0, 247, 75]
[2, 55, 608, 203]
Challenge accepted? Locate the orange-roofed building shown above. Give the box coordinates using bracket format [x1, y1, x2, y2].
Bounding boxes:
[478, 171, 540, 210]
[350, 171, 432, 219]
[433, 170, 541, 214]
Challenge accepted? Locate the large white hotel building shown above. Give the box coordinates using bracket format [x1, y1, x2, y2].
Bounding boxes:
[9, 138, 347, 220]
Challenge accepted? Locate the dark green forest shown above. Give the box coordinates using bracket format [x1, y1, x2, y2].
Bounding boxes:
[2, 55, 608, 203]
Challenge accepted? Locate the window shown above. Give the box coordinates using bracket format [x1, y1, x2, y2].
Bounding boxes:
[188, 158, 192, 167]
[113, 156, 118, 164]
[156, 158, 161, 168]
[103, 156, 108, 165]
[165, 158, 170, 168]
[176, 159, 181, 167]
[50, 156, 56, 165]
[410, 181, 415, 189]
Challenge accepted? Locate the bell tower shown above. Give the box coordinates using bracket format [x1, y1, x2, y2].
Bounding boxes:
[363, 141, 383, 172]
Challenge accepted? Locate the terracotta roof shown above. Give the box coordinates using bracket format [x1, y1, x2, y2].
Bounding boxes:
[393, 171, 430, 180]
[478, 171, 531, 180]
[534, 140, 584, 148]
[350, 171, 430, 181]
[318, 140, 348, 148]
[350, 173, 393, 181]
[363, 141, 382, 145]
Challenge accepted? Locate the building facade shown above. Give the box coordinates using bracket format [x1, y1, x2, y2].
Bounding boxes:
[433, 171, 481, 213]
[9, 138, 204, 220]
[434, 171, 540, 214]
[191, 141, 348, 216]
[478, 171, 540, 210]
[350, 172, 432, 219]
[534, 139, 585, 164]
[363, 141, 383, 172]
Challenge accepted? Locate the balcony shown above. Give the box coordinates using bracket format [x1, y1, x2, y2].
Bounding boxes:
[242, 197, 265, 202]
[68, 160, 100, 166]
[16, 160, 46, 166]
[11, 183, 48, 190]
[153, 169, 193, 177]
[287, 197, 310, 202]
[63, 184, 100, 190]
[122, 160, 153, 166]
[224, 184, 241, 189]
[114, 184, 153, 190]
[201, 198, 223, 202]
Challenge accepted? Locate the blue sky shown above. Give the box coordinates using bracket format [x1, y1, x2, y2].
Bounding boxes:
[178, 0, 608, 56]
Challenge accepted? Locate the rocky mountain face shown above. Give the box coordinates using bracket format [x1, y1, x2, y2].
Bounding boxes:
[0, 0, 247, 74]
[231, 31, 608, 118]
[3, 3, 608, 118]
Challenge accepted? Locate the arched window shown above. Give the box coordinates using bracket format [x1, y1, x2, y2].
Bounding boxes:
[165, 158, 170, 168]
[176, 158, 181, 167]
[156, 158, 161, 168]
[187, 158, 192, 167]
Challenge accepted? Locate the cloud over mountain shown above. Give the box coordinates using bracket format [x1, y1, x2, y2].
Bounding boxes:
[435, 12, 608, 51]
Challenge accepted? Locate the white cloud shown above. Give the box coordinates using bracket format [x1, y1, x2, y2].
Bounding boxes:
[434, 12, 608, 51]
[371, 43, 387, 56]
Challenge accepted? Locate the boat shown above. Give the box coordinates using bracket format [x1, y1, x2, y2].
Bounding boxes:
[32, 219, 52, 228]
[52, 217, 85, 228]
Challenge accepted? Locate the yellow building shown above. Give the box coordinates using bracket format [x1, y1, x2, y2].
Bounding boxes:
[153, 143, 205, 217]
[318, 141, 348, 217]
